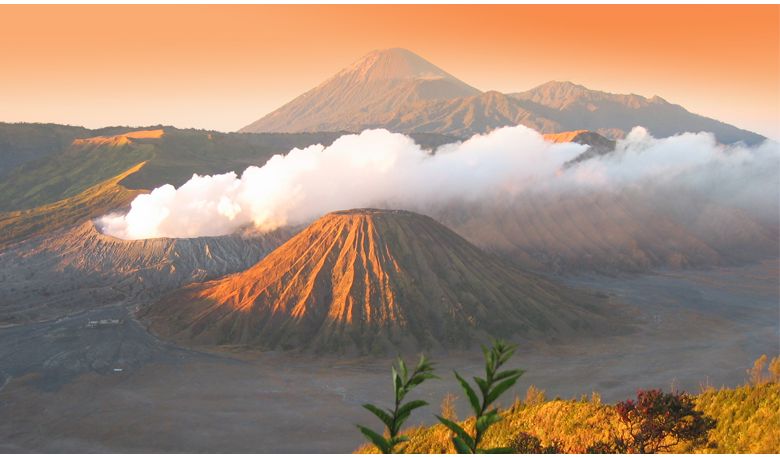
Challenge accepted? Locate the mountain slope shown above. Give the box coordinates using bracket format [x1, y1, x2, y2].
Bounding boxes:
[240, 50, 763, 144]
[0, 129, 158, 211]
[0, 161, 146, 248]
[380, 91, 560, 138]
[432, 189, 778, 274]
[142, 209, 623, 353]
[0, 123, 91, 177]
[543, 130, 616, 164]
[240, 48, 480, 133]
[511, 81, 765, 144]
[0, 220, 295, 324]
[0, 123, 458, 212]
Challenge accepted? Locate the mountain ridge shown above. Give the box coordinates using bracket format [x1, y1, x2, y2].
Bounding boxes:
[240, 49, 764, 144]
[240, 48, 480, 134]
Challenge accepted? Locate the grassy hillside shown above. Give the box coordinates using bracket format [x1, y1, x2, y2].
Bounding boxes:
[0, 133, 155, 211]
[357, 373, 780, 453]
[0, 123, 159, 181]
[0, 162, 145, 248]
[692, 383, 780, 453]
[0, 123, 90, 176]
[0, 124, 456, 212]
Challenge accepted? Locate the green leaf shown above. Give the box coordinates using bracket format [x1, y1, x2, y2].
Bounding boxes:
[395, 399, 428, 426]
[409, 372, 437, 387]
[393, 370, 404, 400]
[454, 371, 481, 416]
[474, 376, 489, 396]
[486, 375, 521, 405]
[475, 410, 502, 433]
[391, 435, 409, 446]
[493, 368, 524, 382]
[362, 403, 394, 430]
[485, 354, 496, 379]
[436, 415, 475, 449]
[357, 425, 391, 454]
[496, 342, 517, 366]
[416, 354, 428, 370]
[453, 436, 473, 454]
[398, 358, 408, 383]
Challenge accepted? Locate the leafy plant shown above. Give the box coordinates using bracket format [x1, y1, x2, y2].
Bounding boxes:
[357, 355, 437, 453]
[509, 431, 563, 453]
[436, 339, 524, 453]
[748, 354, 769, 385]
[610, 389, 716, 453]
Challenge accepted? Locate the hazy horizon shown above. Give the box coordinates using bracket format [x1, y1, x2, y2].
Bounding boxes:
[0, 5, 777, 139]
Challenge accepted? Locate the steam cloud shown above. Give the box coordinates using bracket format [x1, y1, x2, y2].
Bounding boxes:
[98, 126, 779, 240]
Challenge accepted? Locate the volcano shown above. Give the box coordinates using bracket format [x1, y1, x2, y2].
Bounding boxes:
[0, 220, 294, 324]
[240, 49, 763, 144]
[142, 209, 622, 353]
[239, 48, 480, 134]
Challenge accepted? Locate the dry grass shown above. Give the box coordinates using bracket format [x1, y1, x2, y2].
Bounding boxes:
[356, 383, 780, 453]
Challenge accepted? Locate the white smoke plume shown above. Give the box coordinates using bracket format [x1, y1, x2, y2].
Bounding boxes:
[98, 126, 779, 240]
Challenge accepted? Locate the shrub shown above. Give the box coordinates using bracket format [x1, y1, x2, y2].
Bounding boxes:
[509, 431, 563, 453]
[748, 354, 769, 385]
[509, 431, 542, 452]
[693, 382, 780, 453]
[770, 356, 780, 383]
[611, 389, 716, 453]
[440, 393, 458, 421]
[524, 384, 546, 406]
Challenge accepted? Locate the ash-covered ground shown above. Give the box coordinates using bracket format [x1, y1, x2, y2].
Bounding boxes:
[0, 261, 777, 452]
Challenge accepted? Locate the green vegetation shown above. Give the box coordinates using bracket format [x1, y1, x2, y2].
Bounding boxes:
[0, 162, 145, 247]
[0, 122, 89, 176]
[0, 123, 455, 213]
[0, 134, 154, 211]
[436, 340, 524, 453]
[357, 354, 780, 453]
[358, 355, 437, 453]
[588, 389, 715, 453]
[691, 354, 780, 453]
[0, 126, 345, 211]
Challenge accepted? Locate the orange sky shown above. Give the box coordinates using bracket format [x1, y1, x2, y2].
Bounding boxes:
[0, 5, 778, 138]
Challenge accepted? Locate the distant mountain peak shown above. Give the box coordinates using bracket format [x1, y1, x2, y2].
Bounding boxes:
[239, 50, 763, 144]
[519, 81, 668, 109]
[336, 48, 459, 83]
[536, 80, 588, 90]
[239, 48, 479, 134]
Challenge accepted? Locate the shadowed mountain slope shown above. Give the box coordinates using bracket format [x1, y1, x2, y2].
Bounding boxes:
[511, 81, 765, 144]
[0, 123, 91, 177]
[142, 209, 624, 353]
[379, 91, 560, 138]
[432, 190, 779, 274]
